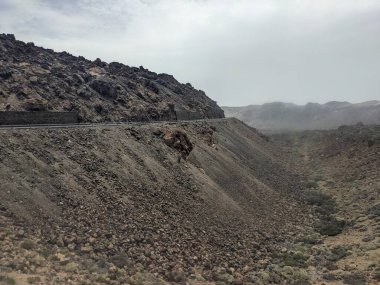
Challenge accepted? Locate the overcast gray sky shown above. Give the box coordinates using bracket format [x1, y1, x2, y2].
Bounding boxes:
[1, 0, 379, 106]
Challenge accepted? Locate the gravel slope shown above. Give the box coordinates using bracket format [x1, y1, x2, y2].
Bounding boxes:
[0, 118, 309, 284]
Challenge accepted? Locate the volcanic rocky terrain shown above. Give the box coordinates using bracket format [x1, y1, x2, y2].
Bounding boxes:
[0, 35, 379, 285]
[1, 118, 313, 285]
[2, 119, 379, 285]
[0, 34, 224, 122]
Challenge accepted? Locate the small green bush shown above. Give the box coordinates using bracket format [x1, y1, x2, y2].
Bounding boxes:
[290, 269, 311, 285]
[298, 233, 319, 244]
[323, 273, 338, 281]
[38, 248, 52, 259]
[342, 272, 367, 285]
[274, 251, 309, 268]
[27, 276, 41, 284]
[305, 181, 319, 189]
[20, 240, 35, 250]
[373, 269, 380, 281]
[328, 245, 350, 261]
[313, 175, 324, 182]
[368, 204, 380, 219]
[305, 191, 330, 206]
[110, 253, 129, 268]
[64, 262, 78, 273]
[305, 191, 337, 216]
[0, 275, 16, 285]
[318, 216, 345, 236]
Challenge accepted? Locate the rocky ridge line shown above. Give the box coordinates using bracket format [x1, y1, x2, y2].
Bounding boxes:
[0, 33, 224, 122]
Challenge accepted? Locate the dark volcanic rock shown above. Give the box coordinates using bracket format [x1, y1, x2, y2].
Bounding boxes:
[0, 33, 225, 122]
[89, 78, 118, 98]
[163, 129, 194, 158]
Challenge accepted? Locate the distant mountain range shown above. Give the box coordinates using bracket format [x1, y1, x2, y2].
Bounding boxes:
[223, 101, 380, 131]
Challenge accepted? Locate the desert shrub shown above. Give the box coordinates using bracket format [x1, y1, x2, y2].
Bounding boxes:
[343, 176, 356, 183]
[325, 260, 339, 271]
[115, 268, 127, 278]
[328, 245, 350, 261]
[96, 275, 108, 283]
[342, 272, 367, 285]
[110, 253, 129, 268]
[368, 204, 380, 219]
[129, 272, 164, 285]
[273, 251, 309, 268]
[305, 191, 329, 206]
[20, 240, 35, 250]
[27, 276, 41, 284]
[323, 273, 339, 281]
[38, 247, 52, 259]
[305, 191, 337, 216]
[290, 269, 311, 285]
[298, 233, 319, 245]
[64, 262, 78, 273]
[0, 275, 16, 285]
[313, 175, 324, 182]
[373, 269, 380, 281]
[305, 181, 319, 189]
[318, 216, 345, 236]
[305, 191, 345, 236]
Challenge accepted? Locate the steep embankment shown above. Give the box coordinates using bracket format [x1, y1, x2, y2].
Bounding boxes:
[0, 118, 310, 284]
[0, 34, 224, 121]
[223, 101, 380, 131]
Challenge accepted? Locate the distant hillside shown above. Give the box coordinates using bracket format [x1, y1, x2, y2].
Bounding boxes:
[223, 101, 380, 131]
[0, 34, 224, 122]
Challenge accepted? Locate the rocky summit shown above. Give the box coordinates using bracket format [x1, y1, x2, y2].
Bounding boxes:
[0, 34, 224, 122]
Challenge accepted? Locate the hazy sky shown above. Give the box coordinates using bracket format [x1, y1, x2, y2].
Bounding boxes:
[1, 0, 379, 106]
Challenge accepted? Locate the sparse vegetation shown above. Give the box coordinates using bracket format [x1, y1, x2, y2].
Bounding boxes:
[38, 248, 52, 259]
[313, 175, 324, 182]
[342, 272, 367, 285]
[110, 253, 129, 268]
[305, 181, 319, 189]
[290, 269, 311, 285]
[328, 245, 351, 261]
[20, 240, 35, 250]
[373, 269, 380, 281]
[317, 216, 345, 236]
[323, 272, 339, 281]
[27, 276, 41, 284]
[305, 190, 337, 215]
[304, 190, 345, 236]
[0, 275, 16, 285]
[64, 262, 79, 273]
[273, 251, 309, 268]
[368, 204, 380, 219]
[298, 233, 319, 244]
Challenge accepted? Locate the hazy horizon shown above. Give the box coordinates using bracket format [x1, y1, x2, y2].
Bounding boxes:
[1, 0, 379, 106]
[223, 99, 380, 108]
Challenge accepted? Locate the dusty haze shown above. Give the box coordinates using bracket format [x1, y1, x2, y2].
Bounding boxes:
[223, 101, 380, 131]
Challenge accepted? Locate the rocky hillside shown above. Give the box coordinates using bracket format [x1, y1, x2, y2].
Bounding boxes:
[0, 118, 313, 284]
[0, 34, 224, 122]
[271, 124, 380, 285]
[223, 101, 380, 131]
[2, 118, 379, 284]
